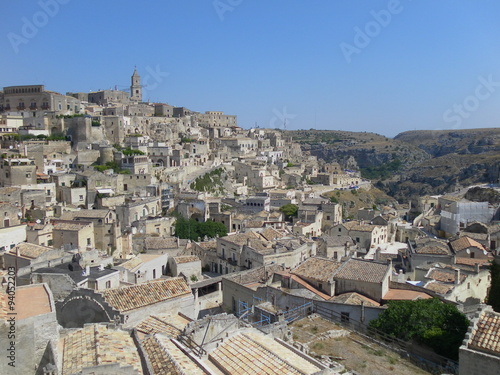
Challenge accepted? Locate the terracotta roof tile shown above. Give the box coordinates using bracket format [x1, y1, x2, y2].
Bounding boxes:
[423, 281, 455, 295]
[101, 277, 191, 312]
[330, 292, 380, 306]
[173, 255, 199, 264]
[10, 242, 53, 259]
[334, 259, 389, 283]
[426, 269, 466, 284]
[136, 314, 188, 337]
[450, 236, 486, 252]
[209, 332, 318, 374]
[292, 257, 342, 283]
[62, 324, 143, 375]
[469, 310, 500, 355]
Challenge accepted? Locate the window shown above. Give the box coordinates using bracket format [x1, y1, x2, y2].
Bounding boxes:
[87, 238, 91, 246]
[79, 195, 84, 201]
[341, 312, 350, 322]
[338, 228, 341, 232]
[105, 281, 111, 288]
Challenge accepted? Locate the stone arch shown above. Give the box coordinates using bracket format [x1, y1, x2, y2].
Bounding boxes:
[59, 295, 112, 328]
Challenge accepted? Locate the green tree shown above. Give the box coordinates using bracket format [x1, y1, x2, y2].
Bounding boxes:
[280, 204, 298, 220]
[487, 260, 500, 312]
[369, 298, 469, 360]
[174, 216, 227, 241]
[198, 220, 227, 239]
[174, 216, 199, 241]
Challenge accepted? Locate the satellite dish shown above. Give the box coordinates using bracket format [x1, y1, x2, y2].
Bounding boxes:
[36, 219, 41, 224]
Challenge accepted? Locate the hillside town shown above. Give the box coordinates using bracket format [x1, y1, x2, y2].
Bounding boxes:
[1, 69, 500, 375]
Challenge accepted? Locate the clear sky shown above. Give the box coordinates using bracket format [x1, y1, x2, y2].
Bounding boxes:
[1, 0, 500, 137]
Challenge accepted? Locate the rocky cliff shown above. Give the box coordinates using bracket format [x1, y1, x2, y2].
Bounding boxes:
[288, 128, 500, 203]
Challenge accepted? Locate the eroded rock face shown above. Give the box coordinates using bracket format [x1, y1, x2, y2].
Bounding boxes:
[288, 128, 500, 204]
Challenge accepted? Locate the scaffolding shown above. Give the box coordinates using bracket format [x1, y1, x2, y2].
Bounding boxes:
[237, 296, 313, 327]
[283, 302, 313, 323]
[236, 296, 272, 327]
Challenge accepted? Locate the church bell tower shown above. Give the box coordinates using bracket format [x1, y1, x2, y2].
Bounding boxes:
[130, 68, 142, 102]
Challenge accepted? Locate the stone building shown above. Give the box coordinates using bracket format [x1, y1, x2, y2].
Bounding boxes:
[60, 324, 143, 375]
[0, 284, 59, 375]
[459, 305, 500, 375]
[1, 84, 82, 115]
[58, 277, 195, 327]
[0, 157, 37, 187]
[330, 220, 388, 253]
[52, 219, 94, 251]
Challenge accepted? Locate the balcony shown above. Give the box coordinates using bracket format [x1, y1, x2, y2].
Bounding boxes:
[227, 258, 238, 266]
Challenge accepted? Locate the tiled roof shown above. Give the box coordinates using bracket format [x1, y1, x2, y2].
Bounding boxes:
[225, 264, 283, 286]
[196, 241, 217, 250]
[333, 259, 389, 283]
[61, 209, 110, 219]
[342, 221, 380, 232]
[292, 257, 342, 282]
[101, 277, 191, 312]
[450, 236, 486, 252]
[423, 281, 454, 295]
[220, 232, 261, 246]
[119, 254, 165, 271]
[143, 334, 205, 375]
[469, 310, 500, 355]
[459, 231, 489, 242]
[414, 237, 449, 254]
[136, 314, 188, 337]
[209, 332, 320, 375]
[10, 242, 53, 259]
[141, 335, 180, 375]
[321, 235, 355, 247]
[455, 257, 492, 267]
[426, 269, 466, 284]
[415, 245, 450, 255]
[383, 289, 432, 301]
[119, 256, 144, 271]
[174, 255, 199, 264]
[259, 227, 282, 241]
[330, 292, 380, 306]
[145, 237, 185, 250]
[289, 274, 330, 300]
[62, 324, 143, 375]
[53, 220, 91, 231]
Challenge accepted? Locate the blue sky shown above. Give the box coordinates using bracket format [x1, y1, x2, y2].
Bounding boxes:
[2, 0, 500, 137]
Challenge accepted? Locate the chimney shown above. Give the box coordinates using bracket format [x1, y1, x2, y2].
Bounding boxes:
[86, 265, 90, 276]
[474, 262, 480, 274]
[375, 248, 381, 261]
[454, 268, 461, 285]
